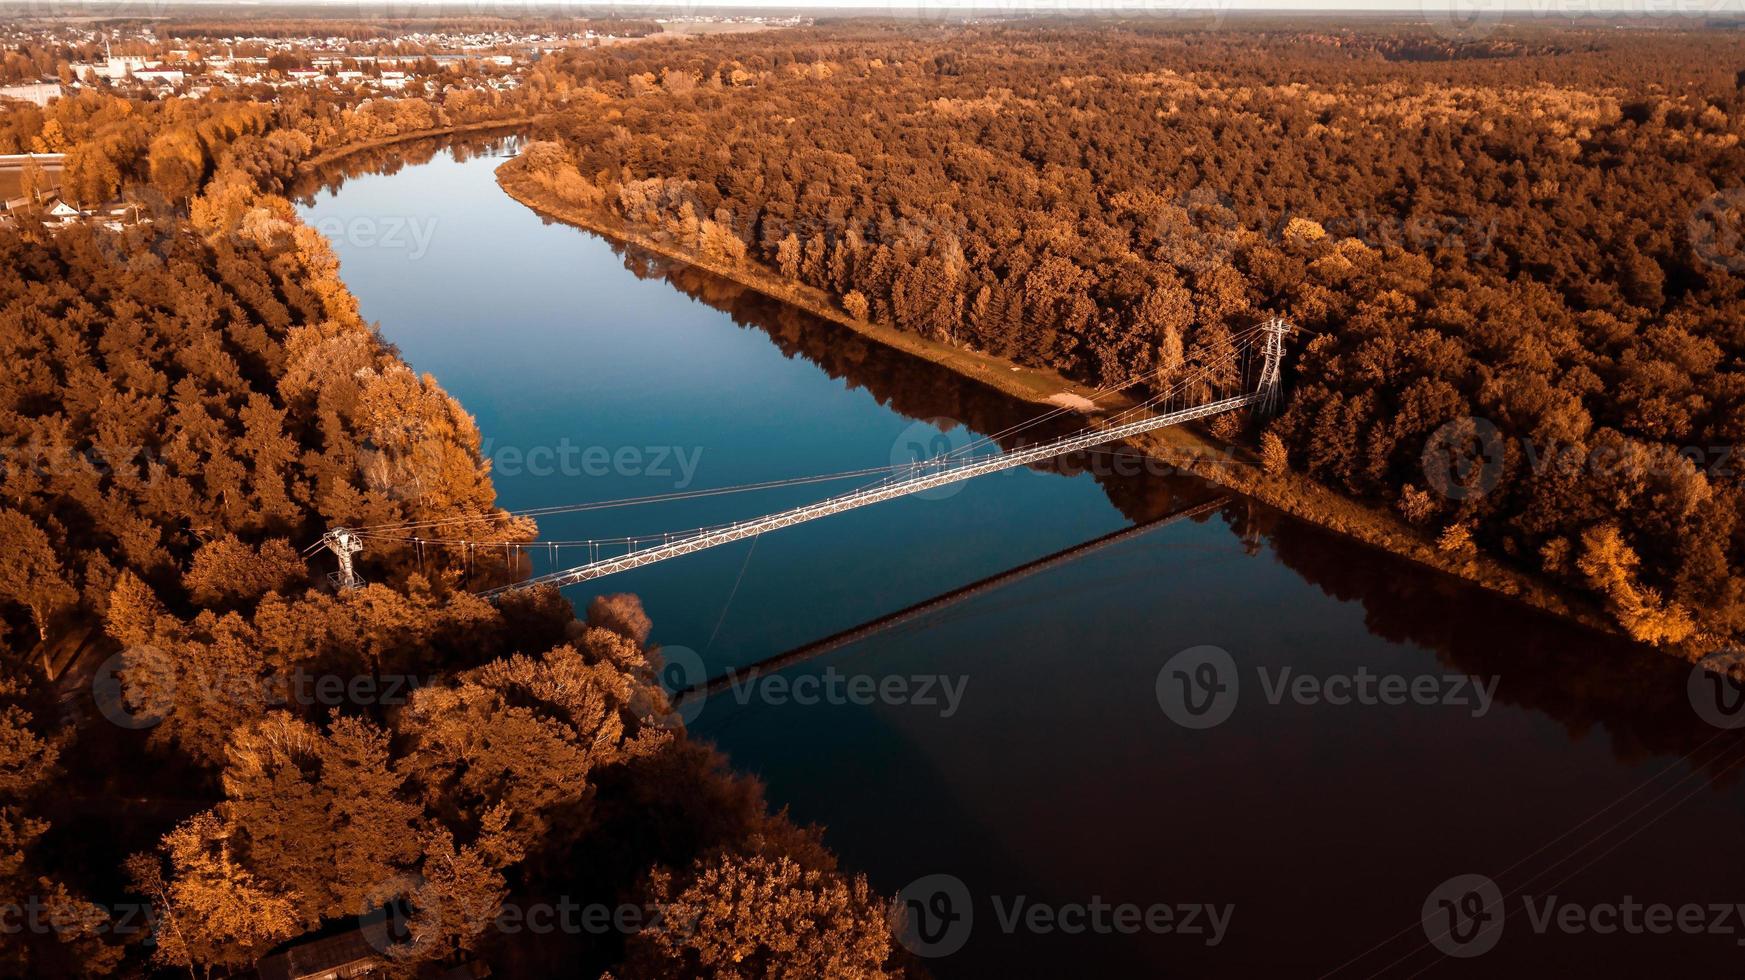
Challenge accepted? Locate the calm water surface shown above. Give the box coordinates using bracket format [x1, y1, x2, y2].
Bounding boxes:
[297, 141, 1745, 976]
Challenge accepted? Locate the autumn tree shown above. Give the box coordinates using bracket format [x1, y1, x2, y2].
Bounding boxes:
[130, 812, 302, 974]
[220, 714, 422, 926]
[0, 510, 78, 643]
[1577, 524, 1698, 646]
[16, 155, 47, 204]
[621, 852, 897, 980]
[397, 643, 666, 845]
[148, 128, 206, 204]
[182, 536, 307, 607]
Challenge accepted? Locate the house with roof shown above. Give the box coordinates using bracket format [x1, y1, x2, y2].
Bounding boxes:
[255, 925, 384, 980]
[254, 916, 490, 980]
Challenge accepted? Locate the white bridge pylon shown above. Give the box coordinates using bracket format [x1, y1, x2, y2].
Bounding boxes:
[471, 317, 1291, 597]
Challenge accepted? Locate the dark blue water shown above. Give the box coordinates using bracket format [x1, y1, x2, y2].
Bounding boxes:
[299, 141, 1745, 977]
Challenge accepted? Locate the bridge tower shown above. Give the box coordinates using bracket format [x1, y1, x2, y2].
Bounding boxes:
[321, 527, 365, 591]
[1255, 316, 1292, 417]
[333, 316, 1297, 598]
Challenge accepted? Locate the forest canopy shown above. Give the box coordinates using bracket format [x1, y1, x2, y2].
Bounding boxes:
[3, 18, 1745, 977]
[0, 26, 902, 978]
[507, 23, 1745, 649]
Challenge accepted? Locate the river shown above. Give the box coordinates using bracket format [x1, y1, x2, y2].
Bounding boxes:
[296, 137, 1745, 976]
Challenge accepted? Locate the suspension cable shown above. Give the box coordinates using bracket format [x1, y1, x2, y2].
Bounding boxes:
[348, 462, 925, 536]
[332, 323, 1278, 559]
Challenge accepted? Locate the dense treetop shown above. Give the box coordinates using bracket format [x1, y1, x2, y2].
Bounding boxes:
[3, 20, 1744, 975]
[0, 29, 900, 977]
[509, 23, 1745, 648]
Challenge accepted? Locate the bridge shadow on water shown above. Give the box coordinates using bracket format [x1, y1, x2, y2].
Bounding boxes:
[602, 237, 1742, 782]
[280, 138, 1745, 975]
[296, 136, 1742, 779]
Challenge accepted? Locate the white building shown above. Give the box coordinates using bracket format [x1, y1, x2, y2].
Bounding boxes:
[103, 55, 148, 79]
[0, 82, 59, 107]
[132, 69, 185, 85]
[70, 57, 180, 83]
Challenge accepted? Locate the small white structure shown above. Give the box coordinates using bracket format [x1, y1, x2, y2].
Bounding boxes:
[321, 528, 366, 591]
[131, 69, 186, 85]
[106, 55, 149, 78]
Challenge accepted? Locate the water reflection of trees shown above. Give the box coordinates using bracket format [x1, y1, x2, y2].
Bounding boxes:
[609, 238, 1745, 780]
[1233, 503, 1745, 783]
[304, 140, 1744, 777]
[606, 242, 1221, 525]
[289, 130, 523, 204]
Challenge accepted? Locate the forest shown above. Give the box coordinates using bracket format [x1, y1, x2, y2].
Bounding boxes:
[160, 17, 661, 41]
[0, 29, 902, 979]
[502, 22, 1745, 651]
[4, 16, 1745, 977]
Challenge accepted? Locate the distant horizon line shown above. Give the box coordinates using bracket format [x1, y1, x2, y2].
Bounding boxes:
[10, 0, 1742, 13]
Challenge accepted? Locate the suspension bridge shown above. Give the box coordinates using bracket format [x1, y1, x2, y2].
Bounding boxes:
[316, 318, 1291, 595]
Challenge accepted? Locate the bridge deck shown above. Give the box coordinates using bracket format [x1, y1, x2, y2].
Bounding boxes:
[333, 318, 1287, 596]
[481, 390, 1265, 596]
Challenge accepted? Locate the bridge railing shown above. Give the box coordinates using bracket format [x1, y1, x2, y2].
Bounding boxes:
[483, 390, 1263, 594]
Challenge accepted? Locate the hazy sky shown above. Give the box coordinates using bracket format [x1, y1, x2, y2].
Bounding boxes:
[706, 0, 1743, 9]
[472, 0, 1731, 8]
[38, 0, 1745, 9]
[684, 0, 1738, 6]
[18, 0, 1743, 21]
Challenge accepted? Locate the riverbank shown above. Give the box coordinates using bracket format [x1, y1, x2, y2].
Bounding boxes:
[284, 130, 1745, 979]
[494, 160, 1644, 655]
[295, 115, 553, 175]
